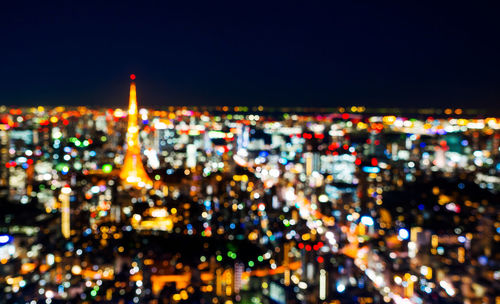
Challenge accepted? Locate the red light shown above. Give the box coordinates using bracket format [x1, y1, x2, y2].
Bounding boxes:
[371, 158, 378, 166]
[341, 113, 349, 120]
[305, 245, 312, 251]
[130, 74, 136, 80]
[313, 244, 319, 251]
[317, 241, 324, 247]
[355, 158, 362, 166]
[317, 256, 324, 263]
[298, 243, 304, 249]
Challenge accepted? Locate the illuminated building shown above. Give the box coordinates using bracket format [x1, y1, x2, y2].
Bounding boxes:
[0, 129, 9, 188]
[60, 186, 71, 239]
[119, 75, 153, 188]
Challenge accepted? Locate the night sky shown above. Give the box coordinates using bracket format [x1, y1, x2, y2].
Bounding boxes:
[1, 2, 499, 109]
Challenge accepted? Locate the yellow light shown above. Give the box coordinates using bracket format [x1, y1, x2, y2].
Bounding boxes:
[71, 265, 82, 275]
[180, 290, 188, 300]
[431, 235, 439, 248]
[458, 247, 465, 263]
[382, 116, 396, 125]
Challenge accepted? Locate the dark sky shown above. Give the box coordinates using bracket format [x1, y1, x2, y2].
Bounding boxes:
[1, 1, 499, 108]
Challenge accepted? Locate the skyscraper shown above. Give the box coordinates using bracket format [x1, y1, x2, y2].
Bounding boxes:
[119, 75, 153, 188]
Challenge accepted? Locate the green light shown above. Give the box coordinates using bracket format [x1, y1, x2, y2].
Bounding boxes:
[257, 256, 263, 262]
[155, 174, 161, 181]
[55, 163, 69, 172]
[102, 164, 113, 174]
[90, 290, 97, 297]
[248, 261, 254, 267]
[216, 255, 222, 262]
[227, 251, 232, 257]
[101, 136, 107, 142]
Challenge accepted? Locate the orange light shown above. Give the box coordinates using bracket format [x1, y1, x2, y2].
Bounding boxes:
[120, 78, 153, 188]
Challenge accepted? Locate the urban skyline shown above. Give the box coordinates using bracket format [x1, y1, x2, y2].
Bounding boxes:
[0, 2, 499, 304]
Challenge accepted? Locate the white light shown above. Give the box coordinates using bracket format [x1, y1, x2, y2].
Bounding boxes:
[61, 186, 71, 194]
[0, 235, 10, 244]
[90, 186, 100, 194]
[440, 280, 455, 296]
[398, 228, 409, 240]
[336, 282, 346, 293]
[360, 216, 374, 226]
[318, 194, 328, 203]
[319, 269, 327, 300]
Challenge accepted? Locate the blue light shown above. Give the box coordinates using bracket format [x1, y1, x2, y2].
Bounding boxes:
[336, 282, 346, 293]
[362, 166, 380, 174]
[398, 228, 409, 240]
[0, 234, 12, 245]
[259, 151, 269, 158]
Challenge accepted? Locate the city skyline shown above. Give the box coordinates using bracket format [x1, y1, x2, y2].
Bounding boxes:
[0, 3, 499, 304]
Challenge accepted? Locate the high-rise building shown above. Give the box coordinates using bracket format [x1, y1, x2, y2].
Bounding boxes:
[0, 129, 9, 188]
[119, 75, 153, 188]
[60, 185, 71, 239]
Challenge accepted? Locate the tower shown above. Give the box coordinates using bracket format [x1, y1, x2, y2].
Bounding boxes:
[120, 75, 153, 188]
